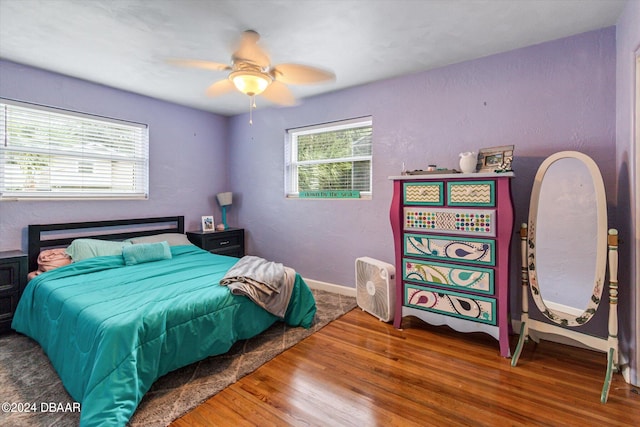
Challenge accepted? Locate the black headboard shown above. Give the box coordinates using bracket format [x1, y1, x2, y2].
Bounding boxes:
[28, 216, 184, 272]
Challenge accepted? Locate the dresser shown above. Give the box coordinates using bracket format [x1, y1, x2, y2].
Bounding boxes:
[0, 251, 28, 334]
[187, 228, 245, 258]
[389, 173, 514, 357]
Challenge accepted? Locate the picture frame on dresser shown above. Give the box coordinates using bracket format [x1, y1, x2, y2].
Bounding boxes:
[389, 171, 515, 357]
[476, 145, 514, 173]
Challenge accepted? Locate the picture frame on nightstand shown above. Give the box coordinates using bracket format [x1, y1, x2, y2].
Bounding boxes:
[201, 216, 214, 232]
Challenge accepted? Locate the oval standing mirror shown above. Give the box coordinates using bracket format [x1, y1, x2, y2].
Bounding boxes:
[512, 150, 620, 403]
[527, 151, 607, 326]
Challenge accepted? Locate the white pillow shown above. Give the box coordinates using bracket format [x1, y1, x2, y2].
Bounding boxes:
[127, 233, 193, 246]
[66, 239, 131, 262]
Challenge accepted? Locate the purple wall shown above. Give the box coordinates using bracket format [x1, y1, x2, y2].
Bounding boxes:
[0, 59, 230, 251]
[616, 0, 640, 386]
[229, 28, 617, 294]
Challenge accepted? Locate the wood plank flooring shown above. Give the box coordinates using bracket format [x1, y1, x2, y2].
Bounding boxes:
[171, 309, 640, 426]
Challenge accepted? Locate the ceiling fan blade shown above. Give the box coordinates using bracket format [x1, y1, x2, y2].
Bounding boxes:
[271, 63, 335, 85]
[205, 79, 235, 97]
[166, 58, 231, 71]
[261, 81, 296, 106]
[232, 30, 270, 68]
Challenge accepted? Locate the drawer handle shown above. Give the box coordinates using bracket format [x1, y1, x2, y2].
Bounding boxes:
[466, 188, 477, 195]
[220, 240, 230, 245]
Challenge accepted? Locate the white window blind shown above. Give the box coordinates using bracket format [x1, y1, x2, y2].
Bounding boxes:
[286, 117, 373, 198]
[0, 99, 149, 200]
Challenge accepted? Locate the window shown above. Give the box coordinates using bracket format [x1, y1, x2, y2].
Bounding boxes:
[0, 99, 149, 200]
[285, 117, 372, 198]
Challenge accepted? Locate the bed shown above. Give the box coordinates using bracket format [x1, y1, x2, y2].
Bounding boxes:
[11, 216, 317, 426]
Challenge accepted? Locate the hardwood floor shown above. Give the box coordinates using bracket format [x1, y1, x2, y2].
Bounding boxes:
[172, 309, 640, 426]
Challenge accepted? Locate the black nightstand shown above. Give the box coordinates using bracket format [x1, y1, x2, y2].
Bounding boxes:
[0, 251, 28, 334]
[187, 228, 245, 258]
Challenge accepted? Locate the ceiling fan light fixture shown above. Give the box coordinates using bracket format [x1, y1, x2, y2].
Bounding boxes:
[230, 70, 272, 96]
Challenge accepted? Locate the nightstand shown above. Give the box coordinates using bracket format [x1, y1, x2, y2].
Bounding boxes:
[187, 228, 245, 258]
[0, 251, 28, 334]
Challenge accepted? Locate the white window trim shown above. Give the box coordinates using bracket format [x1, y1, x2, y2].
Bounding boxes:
[0, 98, 149, 201]
[285, 116, 373, 199]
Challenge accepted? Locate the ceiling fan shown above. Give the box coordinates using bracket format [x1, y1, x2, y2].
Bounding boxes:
[168, 30, 336, 122]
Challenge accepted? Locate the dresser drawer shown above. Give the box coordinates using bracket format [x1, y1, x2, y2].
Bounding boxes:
[201, 233, 241, 250]
[0, 251, 27, 334]
[212, 245, 243, 257]
[447, 180, 495, 206]
[404, 283, 496, 325]
[187, 229, 245, 258]
[403, 182, 444, 205]
[404, 207, 496, 237]
[0, 294, 22, 323]
[0, 259, 23, 294]
[404, 233, 495, 266]
[403, 258, 494, 294]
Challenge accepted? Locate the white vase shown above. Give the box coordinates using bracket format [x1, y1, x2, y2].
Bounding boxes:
[459, 152, 477, 173]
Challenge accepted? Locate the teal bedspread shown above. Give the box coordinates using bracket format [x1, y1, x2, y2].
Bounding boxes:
[12, 245, 317, 426]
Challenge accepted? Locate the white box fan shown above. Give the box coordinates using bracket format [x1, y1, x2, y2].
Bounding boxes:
[355, 257, 396, 322]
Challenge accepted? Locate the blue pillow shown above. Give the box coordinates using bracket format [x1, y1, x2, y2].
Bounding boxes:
[122, 241, 172, 265]
[66, 239, 132, 262]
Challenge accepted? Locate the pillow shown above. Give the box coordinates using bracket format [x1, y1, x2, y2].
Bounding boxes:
[127, 233, 193, 246]
[122, 241, 172, 266]
[38, 248, 72, 272]
[28, 248, 72, 281]
[65, 239, 132, 262]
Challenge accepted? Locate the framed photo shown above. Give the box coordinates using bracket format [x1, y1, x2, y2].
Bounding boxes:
[201, 215, 214, 232]
[476, 145, 514, 173]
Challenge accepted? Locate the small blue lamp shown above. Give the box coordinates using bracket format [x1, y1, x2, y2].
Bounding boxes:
[216, 192, 233, 230]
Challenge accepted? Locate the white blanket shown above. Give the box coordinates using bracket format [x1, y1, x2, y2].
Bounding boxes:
[220, 256, 295, 318]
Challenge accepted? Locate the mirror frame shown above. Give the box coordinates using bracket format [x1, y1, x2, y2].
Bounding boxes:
[527, 151, 608, 326]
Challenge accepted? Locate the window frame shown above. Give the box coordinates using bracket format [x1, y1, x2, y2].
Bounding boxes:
[285, 116, 373, 199]
[0, 98, 149, 201]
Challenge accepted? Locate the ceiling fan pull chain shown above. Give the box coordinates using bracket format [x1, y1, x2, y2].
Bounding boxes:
[249, 95, 254, 125]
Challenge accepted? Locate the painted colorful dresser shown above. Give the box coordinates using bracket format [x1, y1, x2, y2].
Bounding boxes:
[389, 172, 514, 357]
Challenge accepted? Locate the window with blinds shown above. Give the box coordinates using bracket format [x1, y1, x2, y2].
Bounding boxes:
[286, 117, 373, 198]
[0, 99, 149, 200]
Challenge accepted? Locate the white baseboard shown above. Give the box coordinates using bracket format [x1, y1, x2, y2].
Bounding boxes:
[622, 362, 632, 383]
[303, 277, 356, 298]
[543, 301, 583, 317]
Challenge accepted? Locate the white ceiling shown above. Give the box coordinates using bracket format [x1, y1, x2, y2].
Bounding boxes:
[0, 0, 627, 116]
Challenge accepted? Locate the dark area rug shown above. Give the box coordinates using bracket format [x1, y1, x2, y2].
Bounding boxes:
[0, 289, 356, 427]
